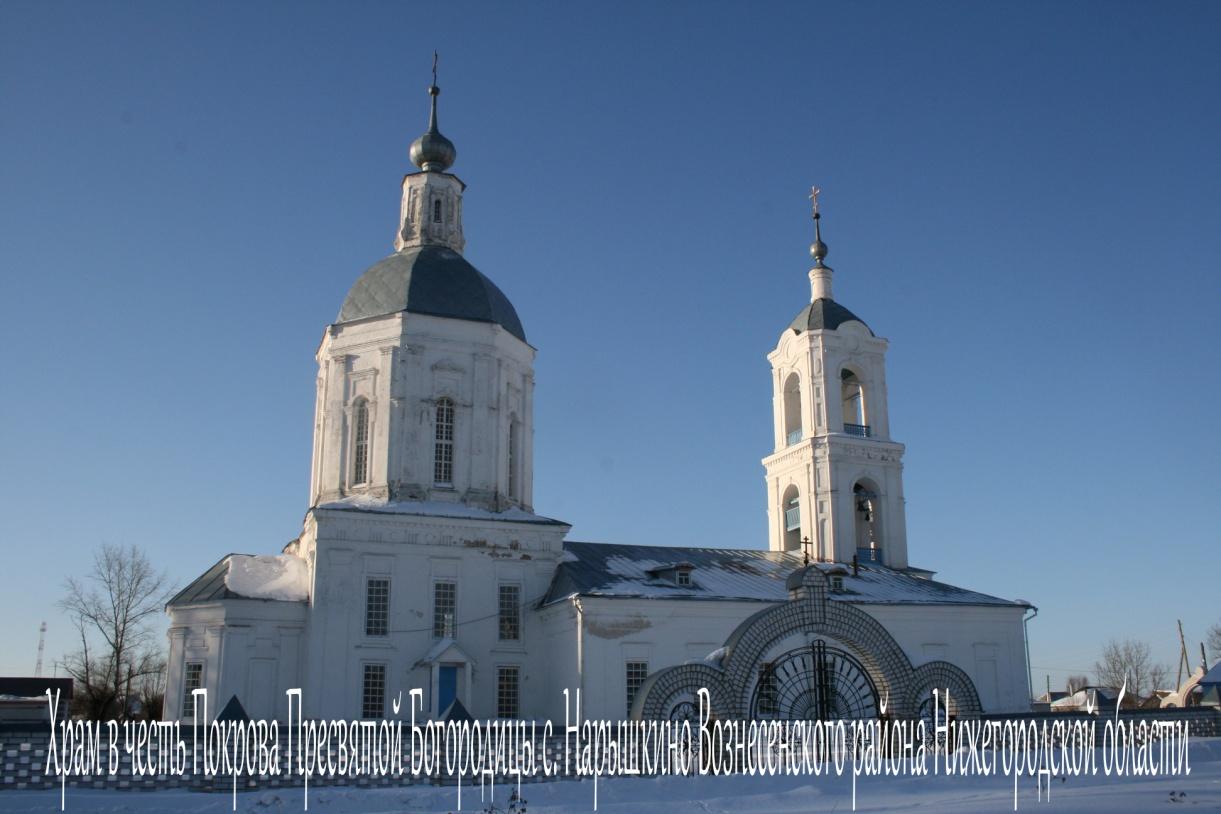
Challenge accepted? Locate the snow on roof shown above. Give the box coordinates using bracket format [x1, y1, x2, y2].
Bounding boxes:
[316, 494, 568, 526]
[224, 554, 309, 602]
[542, 542, 1027, 608]
[168, 553, 309, 606]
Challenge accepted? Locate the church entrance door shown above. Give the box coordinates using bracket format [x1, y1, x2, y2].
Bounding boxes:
[438, 665, 457, 714]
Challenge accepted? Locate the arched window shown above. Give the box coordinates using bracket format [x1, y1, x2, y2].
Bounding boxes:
[507, 415, 521, 500]
[783, 372, 803, 446]
[352, 399, 370, 486]
[432, 199, 443, 223]
[853, 481, 883, 564]
[781, 484, 801, 551]
[841, 369, 869, 437]
[434, 398, 455, 486]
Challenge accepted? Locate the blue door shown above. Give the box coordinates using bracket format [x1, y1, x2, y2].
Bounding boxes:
[438, 666, 457, 715]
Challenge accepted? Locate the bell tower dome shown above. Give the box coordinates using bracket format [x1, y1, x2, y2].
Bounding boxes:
[762, 189, 909, 568]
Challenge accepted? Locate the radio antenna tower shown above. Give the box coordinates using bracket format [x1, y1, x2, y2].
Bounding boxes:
[35, 621, 47, 677]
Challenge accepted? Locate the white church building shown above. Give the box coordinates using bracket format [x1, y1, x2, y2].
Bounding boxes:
[165, 74, 1034, 728]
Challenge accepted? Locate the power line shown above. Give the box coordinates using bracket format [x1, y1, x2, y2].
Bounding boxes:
[385, 589, 554, 635]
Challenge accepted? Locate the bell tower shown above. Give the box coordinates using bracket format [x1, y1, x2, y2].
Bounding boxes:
[762, 189, 909, 568]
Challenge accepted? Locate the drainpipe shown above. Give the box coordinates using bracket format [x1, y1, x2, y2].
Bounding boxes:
[1021, 604, 1038, 707]
[573, 597, 585, 711]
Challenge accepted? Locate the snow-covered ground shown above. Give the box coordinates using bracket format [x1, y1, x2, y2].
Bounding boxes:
[6, 738, 1219, 813]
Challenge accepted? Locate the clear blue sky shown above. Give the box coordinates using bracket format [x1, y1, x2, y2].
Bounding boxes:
[2, 1, 1218, 692]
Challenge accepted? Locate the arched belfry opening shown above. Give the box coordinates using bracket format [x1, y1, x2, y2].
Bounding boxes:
[781, 484, 802, 551]
[782, 373, 803, 446]
[853, 480, 883, 565]
[841, 369, 869, 437]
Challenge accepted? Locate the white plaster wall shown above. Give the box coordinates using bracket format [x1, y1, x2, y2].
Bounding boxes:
[564, 597, 772, 722]
[164, 599, 306, 723]
[295, 508, 568, 722]
[857, 603, 1031, 713]
[540, 597, 1030, 720]
[312, 311, 536, 512]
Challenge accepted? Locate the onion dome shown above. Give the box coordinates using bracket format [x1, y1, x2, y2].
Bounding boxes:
[408, 56, 457, 172]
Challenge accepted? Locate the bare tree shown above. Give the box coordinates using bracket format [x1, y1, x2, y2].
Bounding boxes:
[58, 544, 171, 719]
[1066, 675, 1089, 694]
[1093, 638, 1170, 700]
[1208, 620, 1221, 666]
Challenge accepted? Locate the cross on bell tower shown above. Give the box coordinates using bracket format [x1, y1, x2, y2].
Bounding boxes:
[761, 188, 910, 569]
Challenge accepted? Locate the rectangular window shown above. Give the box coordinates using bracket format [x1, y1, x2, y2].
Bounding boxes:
[182, 662, 203, 718]
[498, 584, 521, 641]
[625, 661, 649, 716]
[434, 399, 454, 485]
[362, 664, 386, 719]
[507, 421, 519, 499]
[365, 577, 390, 637]
[676, 570, 691, 586]
[497, 666, 520, 719]
[434, 580, 456, 638]
[352, 400, 369, 485]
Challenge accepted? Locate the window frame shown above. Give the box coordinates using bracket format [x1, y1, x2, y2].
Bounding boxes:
[507, 417, 520, 500]
[498, 583, 521, 641]
[182, 661, 203, 718]
[625, 660, 649, 716]
[361, 663, 386, 719]
[434, 398, 455, 486]
[365, 577, 390, 637]
[496, 665, 520, 719]
[433, 579, 457, 639]
[351, 398, 370, 486]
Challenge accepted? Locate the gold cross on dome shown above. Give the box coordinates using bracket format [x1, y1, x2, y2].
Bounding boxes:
[809, 186, 822, 218]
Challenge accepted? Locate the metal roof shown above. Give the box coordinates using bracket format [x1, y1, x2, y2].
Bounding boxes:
[167, 554, 240, 607]
[542, 541, 1027, 609]
[167, 553, 306, 607]
[336, 246, 526, 342]
[789, 297, 872, 336]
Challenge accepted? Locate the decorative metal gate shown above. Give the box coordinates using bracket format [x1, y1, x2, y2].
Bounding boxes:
[750, 640, 879, 720]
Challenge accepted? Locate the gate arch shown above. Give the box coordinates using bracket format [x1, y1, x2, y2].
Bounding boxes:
[632, 565, 980, 723]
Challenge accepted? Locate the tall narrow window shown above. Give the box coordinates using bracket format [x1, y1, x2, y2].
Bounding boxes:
[507, 417, 520, 500]
[365, 578, 389, 637]
[352, 399, 370, 485]
[433, 580, 456, 638]
[434, 398, 454, 485]
[498, 584, 521, 641]
[432, 198, 443, 223]
[625, 661, 649, 716]
[182, 662, 203, 718]
[496, 666, 520, 719]
[361, 664, 386, 719]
